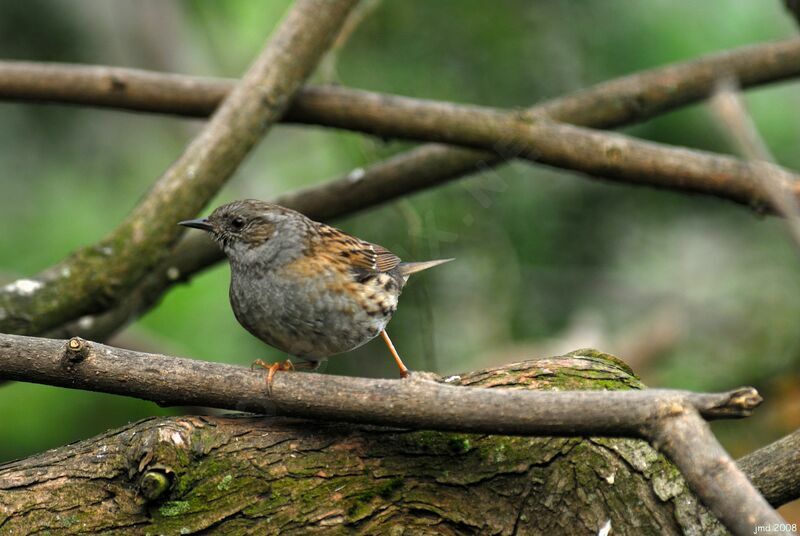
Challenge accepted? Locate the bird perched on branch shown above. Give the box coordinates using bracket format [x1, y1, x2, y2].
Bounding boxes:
[180, 200, 451, 386]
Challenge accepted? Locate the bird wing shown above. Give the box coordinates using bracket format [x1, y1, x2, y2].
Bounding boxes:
[316, 224, 401, 274]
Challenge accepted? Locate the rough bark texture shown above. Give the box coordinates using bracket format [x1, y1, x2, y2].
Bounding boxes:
[0, 350, 725, 535]
[739, 428, 800, 510]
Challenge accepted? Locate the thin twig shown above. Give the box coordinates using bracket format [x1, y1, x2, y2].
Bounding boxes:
[0, 0, 358, 336]
[785, 0, 800, 28]
[709, 79, 800, 248]
[318, 0, 382, 83]
[0, 332, 782, 535]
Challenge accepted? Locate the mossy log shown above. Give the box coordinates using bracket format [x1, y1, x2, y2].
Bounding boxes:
[0, 350, 725, 535]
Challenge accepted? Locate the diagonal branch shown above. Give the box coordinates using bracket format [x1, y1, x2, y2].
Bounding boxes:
[738, 427, 800, 508]
[269, 88, 800, 211]
[648, 406, 782, 536]
[0, 0, 358, 336]
[0, 332, 783, 535]
[709, 80, 800, 250]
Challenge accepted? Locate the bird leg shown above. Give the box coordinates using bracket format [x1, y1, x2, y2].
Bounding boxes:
[251, 358, 294, 393]
[380, 329, 410, 378]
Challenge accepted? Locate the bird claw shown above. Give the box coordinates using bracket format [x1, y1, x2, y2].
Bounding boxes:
[251, 359, 294, 394]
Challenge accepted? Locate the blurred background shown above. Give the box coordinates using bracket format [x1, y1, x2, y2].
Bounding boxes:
[0, 0, 798, 520]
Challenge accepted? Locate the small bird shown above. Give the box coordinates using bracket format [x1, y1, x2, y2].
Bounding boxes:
[179, 200, 451, 384]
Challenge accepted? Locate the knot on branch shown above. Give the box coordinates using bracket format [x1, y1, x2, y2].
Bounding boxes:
[63, 336, 90, 364]
[103, 73, 127, 93]
[140, 467, 174, 501]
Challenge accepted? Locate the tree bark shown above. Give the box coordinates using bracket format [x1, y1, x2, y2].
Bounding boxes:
[0, 350, 729, 535]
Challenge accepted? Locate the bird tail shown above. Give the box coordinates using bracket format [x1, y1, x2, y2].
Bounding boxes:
[398, 258, 454, 278]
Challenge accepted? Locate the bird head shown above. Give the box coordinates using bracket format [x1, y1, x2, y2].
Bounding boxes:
[179, 199, 306, 266]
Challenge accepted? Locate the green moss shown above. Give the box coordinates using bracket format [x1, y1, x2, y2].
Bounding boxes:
[217, 474, 233, 491]
[159, 501, 191, 517]
[566, 348, 637, 377]
[378, 477, 403, 498]
[398, 430, 475, 455]
[345, 478, 404, 519]
[59, 515, 79, 527]
[447, 436, 472, 454]
[242, 475, 330, 516]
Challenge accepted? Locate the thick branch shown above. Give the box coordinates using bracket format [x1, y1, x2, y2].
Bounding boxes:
[0, 334, 760, 432]
[0, 355, 734, 535]
[739, 428, 800, 508]
[0, 0, 357, 335]
[0, 336, 783, 534]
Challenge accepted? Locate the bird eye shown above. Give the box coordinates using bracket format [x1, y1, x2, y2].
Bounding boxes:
[231, 216, 245, 230]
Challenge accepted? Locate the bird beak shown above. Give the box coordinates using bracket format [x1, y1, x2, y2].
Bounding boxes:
[178, 218, 213, 232]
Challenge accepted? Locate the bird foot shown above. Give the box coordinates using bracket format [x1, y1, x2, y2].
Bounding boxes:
[405, 370, 441, 383]
[251, 359, 294, 394]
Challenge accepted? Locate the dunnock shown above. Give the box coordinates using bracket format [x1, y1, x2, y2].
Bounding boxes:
[180, 200, 451, 384]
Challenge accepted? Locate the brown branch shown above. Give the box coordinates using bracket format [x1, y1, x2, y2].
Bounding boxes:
[0, 61, 231, 117]
[648, 406, 782, 536]
[0, 39, 797, 125]
[0, 333, 759, 429]
[0, 333, 782, 534]
[280, 89, 800, 209]
[0, 0, 358, 336]
[739, 428, 800, 508]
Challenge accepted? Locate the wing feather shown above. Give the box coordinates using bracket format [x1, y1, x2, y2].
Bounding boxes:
[316, 224, 401, 273]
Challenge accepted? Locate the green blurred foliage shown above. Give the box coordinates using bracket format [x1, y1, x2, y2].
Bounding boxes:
[0, 0, 799, 476]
